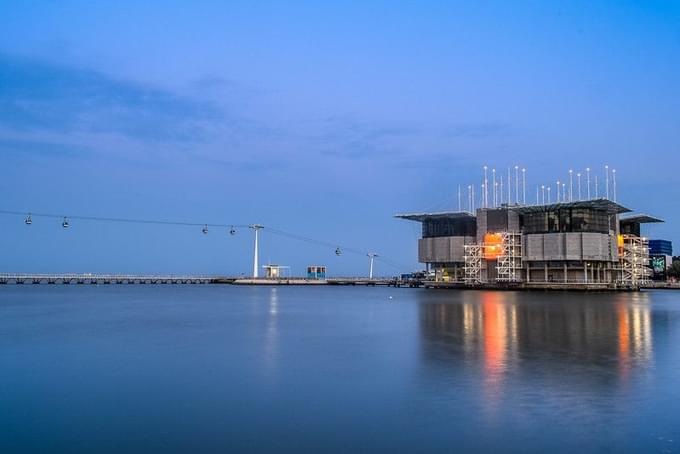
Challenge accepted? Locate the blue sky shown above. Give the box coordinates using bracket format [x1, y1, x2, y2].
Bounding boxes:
[1, 1, 679, 275]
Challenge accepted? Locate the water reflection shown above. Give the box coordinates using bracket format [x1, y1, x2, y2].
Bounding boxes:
[419, 291, 653, 400]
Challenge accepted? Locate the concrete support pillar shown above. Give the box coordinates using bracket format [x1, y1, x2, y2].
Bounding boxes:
[544, 263, 548, 282]
[564, 263, 568, 283]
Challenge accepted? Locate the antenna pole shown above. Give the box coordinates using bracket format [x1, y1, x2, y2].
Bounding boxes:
[612, 169, 617, 202]
[577, 173, 582, 200]
[522, 168, 526, 205]
[586, 167, 591, 199]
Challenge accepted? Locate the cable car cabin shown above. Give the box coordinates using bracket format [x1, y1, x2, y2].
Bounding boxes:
[307, 266, 326, 280]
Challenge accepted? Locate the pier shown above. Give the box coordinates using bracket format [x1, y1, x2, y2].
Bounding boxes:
[0, 273, 218, 285]
[0, 273, 423, 287]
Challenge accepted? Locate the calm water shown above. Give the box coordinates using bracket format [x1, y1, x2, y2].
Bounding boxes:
[1, 286, 680, 453]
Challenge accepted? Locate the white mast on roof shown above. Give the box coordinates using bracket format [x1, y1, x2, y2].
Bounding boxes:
[535, 185, 539, 205]
[508, 167, 511, 205]
[605, 165, 610, 199]
[492, 168, 497, 208]
[586, 167, 591, 199]
[522, 168, 526, 205]
[569, 169, 573, 202]
[458, 185, 462, 212]
[483, 166, 488, 208]
[577, 172, 582, 200]
[612, 169, 617, 202]
[515, 165, 519, 205]
[541, 185, 545, 205]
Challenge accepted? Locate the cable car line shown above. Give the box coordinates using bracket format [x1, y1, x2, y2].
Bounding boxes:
[0, 209, 409, 271]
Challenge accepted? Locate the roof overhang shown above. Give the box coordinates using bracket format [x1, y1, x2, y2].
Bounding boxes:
[394, 211, 476, 223]
[511, 198, 632, 215]
[619, 214, 664, 224]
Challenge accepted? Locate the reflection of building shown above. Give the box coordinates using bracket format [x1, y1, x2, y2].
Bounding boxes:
[649, 239, 673, 281]
[396, 200, 663, 290]
[418, 292, 653, 388]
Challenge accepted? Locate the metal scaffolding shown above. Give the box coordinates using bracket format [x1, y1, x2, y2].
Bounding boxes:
[464, 244, 483, 284]
[619, 235, 651, 286]
[497, 231, 523, 282]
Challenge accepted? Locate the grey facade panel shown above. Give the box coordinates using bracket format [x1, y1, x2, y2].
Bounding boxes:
[525, 234, 544, 261]
[418, 236, 475, 263]
[543, 233, 564, 261]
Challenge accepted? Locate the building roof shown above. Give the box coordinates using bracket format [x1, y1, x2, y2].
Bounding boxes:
[510, 198, 632, 215]
[619, 214, 665, 224]
[394, 211, 476, 222]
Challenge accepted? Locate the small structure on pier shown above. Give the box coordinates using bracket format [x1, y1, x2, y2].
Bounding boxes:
[307, 265, 326, 279]
[262, 264, 290, 279]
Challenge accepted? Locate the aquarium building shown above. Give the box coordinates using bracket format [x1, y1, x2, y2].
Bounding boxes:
[396, 199, 661, 290]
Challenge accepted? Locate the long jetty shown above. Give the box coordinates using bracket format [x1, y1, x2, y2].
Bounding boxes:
[0, 273, 422, 287]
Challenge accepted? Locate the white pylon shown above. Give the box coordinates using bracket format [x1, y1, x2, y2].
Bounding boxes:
[556, 181, 561, 202]
[368, 253, 378, 279]
[612, 169, 617, 202]
[249, 224, 264, 278]
[500, 178, 504, 206]
[522, 168, 526, 205]
[577, 173, 582, 200]
[595, 175, 599, 198]
[562, 183, 566, 202]
[605, 165, 610, 199]
[586, 167, 591, 199]
[547, 186, 551, 204]
[468, 185, 472, 213]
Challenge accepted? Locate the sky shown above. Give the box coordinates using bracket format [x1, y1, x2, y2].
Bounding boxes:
[1, 1, 679, 276]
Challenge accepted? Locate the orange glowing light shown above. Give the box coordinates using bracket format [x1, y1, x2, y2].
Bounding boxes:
[484, 233, 503, 260]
